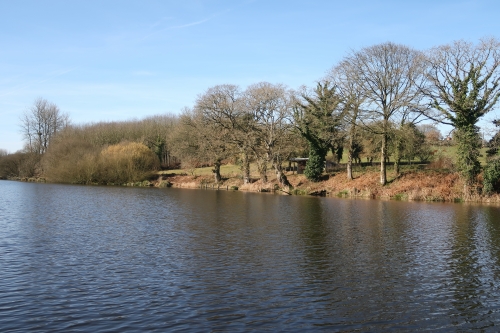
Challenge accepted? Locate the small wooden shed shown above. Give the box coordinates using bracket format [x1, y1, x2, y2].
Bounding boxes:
[289, 158, 309, 174]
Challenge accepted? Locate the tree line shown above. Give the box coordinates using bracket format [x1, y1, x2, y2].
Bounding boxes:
[2, 38, 500, 195]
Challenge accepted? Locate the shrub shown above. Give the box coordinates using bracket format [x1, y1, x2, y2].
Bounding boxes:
[304, 148, 324, 182]
[43, 140, 159, 184]
[337, 190, 349, 198]
[0, 152, 26, 178]
[427, 155, 454, 170]
[99, 142, 160, 184]
[483, 157, 500, 195]
[393, 193, 408, 201]
[43, 137, 100, 184]
[417, 145, 435, 163]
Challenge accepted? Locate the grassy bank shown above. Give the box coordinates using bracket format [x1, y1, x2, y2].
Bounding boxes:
[155, 163, 500, 204]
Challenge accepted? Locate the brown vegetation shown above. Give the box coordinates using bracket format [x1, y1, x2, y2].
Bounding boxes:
[155, 166, 500, 203]
[44, 140, 159, 184]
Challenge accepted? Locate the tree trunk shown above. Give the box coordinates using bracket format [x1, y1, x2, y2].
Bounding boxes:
[257, 159, 268, 183]
[212, 160, 222, 183]
[393, 136, 402, 177]
[393, 143, 400, 177]
[347, 149, 353, 180]
[348, 108, 359, 181]
[380, 133, 387, 185]
[242, 151, 250, 184]
[274, 163, 292, 189]
[347, 129, 354, 180]
[456, 126, 481, 196]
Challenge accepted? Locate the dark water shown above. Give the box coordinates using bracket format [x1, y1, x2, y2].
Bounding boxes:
[2, 181, 500, 332]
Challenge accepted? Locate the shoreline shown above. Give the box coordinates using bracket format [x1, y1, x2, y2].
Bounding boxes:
[157, 169, 500, 204]
[7, 168, 500, 204]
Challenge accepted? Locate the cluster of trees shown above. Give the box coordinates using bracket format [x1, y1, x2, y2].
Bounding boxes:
[1, 98, 70, 179]
[0, 112, 178, 184]
[325, 38, 500, 194]
[2, 37, 500, 195]
[174, 83, 302, 187]
[175, 38, 500, 194]
[173, 77, 438, 187]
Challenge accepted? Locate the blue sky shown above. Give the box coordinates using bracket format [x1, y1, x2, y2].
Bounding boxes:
[1, 0, 500, 152]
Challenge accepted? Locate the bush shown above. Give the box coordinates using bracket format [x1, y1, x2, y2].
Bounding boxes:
[417, 145, 435, 163]
[483, 157, 500, 195]
[486, 147, 498, 158]
[99, 142, 160, 184]
[43, 139, 159, 184]
[304, 148, 325, 182]
[43, 136, 99, 184]
[0, 153, 23, 178]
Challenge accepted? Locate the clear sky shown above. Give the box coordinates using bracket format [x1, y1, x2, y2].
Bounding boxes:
[1, 0, 500, 152]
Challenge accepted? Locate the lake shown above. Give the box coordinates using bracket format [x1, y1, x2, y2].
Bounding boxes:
[1, 180, 500, 332]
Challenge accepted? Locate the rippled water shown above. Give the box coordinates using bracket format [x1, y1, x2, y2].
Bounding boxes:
[2, 180, 500, 331]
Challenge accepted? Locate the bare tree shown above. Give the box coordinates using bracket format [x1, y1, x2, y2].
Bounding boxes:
[345, 42, 426, 185]
[329, 60, 365, 180]
[140, 114, 179, 167]
[424, 38, 500, 192]
[418, 124, 442, 144]
[193, 85, 243, 183]
[170, 108, 205, 172]
[391, 103, 426, 176]
[21, 98, 69, 155]
[244, 82, 294, 188]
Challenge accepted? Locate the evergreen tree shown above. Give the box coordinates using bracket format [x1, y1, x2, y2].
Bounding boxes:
[304, 146, 325, 181]
[483, 119, 500, 194]
[294, 82, 343, 181]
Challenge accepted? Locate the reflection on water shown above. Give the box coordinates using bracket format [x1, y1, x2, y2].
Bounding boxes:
[1, 180, 500, 331]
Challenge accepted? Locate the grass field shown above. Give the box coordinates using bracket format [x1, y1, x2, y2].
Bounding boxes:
[160, 163, 260, 177]
[160, 144, 490, 178]
[330, 144, 489, 166]
[432, 145, 489, 165]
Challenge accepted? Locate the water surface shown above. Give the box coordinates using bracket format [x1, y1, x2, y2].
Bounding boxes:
[1, 180, 500, 332]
